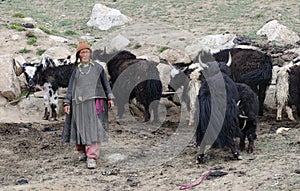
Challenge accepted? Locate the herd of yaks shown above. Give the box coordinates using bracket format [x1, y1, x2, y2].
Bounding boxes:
[18, 46, 300, 163]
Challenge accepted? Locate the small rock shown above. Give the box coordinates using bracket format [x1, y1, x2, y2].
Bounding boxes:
[206, 171, 228, 180]
[17, 179, 28, 185]
[126, 177, 140, 187]
[23, 123, 32, 128]
[22, 23, 35, 28]
[42, 125, 56, 132]
[295, 169, 300, 174]
[276, 127, 290, 134]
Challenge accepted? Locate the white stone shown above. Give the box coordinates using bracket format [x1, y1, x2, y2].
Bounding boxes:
[257, 20, 300, 44]
[49, 35, 69, 43]
[0, 54, 21, 101]
[87, 4, 131, 30]
[186, 34, 237, 60]
[110, 34, 130, 50]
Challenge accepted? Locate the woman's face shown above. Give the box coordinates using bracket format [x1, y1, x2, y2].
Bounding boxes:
[79, 49, 91, 64]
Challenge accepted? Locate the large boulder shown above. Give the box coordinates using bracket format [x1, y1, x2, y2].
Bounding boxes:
[257, 20, 300, 45]
[185, 34, 237, 60]
[87, 4, 131, 30]
[0, 54, 21, 101]
[159, 48, 191, 65]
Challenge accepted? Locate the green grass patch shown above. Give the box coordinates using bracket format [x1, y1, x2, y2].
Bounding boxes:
[37, 26, 52, 35]
[13, 13, 26, 18]
[19, 48, 31, 54]
[27, 37, 37, 45]
[159, 46, 169, 53]
[36, 49, 46, 56]
[64, 30, 78, 36]
[133, 43, 142, 49]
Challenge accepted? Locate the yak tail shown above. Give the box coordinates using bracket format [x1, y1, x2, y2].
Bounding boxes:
[195, 88, 211, 145]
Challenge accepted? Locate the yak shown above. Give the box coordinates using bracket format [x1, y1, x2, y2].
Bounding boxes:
[276, 62, 300, 121]
[236, 83, 259, 153]
[106, 50, 163, 122]
[213, 48, 272, 116]
[195, 51, 243, 163]
[21, 57, 74, 121]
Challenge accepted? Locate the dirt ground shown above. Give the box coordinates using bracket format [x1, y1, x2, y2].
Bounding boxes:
[0, 1, 300, 191]
[0, 103, 299, 191]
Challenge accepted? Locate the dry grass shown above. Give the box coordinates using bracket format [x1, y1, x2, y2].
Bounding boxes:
[1, 0, 299, 39]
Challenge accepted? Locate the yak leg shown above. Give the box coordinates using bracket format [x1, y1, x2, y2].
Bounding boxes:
[239, 133, 246, 152]
[150, 100, 160, 123]
[43, 108, 50, 120]
[276, 104, 284, 121]
[246, 120, 257, 153]
[285, 105, 295, 121]
[247, 133, 256, 153]
[43, 89, 50, 120]
[196, 143, 206, 164]
[227, 136, 242, 160]
[258, 84, 268, 116]
[49, 89, 58, 121]
[143, 104, 151, 122]
[116, 100, 125, 119]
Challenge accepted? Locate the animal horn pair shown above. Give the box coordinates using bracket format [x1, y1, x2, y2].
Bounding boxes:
[198, 51, 232, 67]
[237, 100, 248, 119]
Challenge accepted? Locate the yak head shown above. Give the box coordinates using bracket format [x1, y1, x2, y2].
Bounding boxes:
[21, 62, 44, 97]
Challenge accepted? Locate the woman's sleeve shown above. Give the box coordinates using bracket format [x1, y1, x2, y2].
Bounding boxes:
[63, 69, 76, 106]
[100, 67, 115, 100]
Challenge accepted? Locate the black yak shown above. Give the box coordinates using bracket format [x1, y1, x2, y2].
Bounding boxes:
[195, 51, 243, 163]
[213, 48, 272, 116]
[236, 83, 259, 153]
[106, 50, 163, 122]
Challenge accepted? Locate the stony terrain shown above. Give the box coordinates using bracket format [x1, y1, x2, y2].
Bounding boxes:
[0, 1, 299, 191]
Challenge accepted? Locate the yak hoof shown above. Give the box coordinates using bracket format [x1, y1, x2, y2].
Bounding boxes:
[239, 142, 246, 152]
[196, 154, 205, 164]
[43, 115, 49, 120]
[233, 152, 243, 160]
[49, 117, 58, 121]
[247, 145, 255, 153]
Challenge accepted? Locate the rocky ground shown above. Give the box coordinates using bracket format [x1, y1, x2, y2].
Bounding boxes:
[0, 1, 299, 191]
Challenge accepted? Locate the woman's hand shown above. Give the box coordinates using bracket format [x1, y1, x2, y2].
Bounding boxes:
[64, 105, 70, 114]
[108, 100, 114, 109]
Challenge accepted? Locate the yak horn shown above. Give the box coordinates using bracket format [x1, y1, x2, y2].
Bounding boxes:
[226, 52, 232, 66]
[167, 61, 175, 69]
[239, 114, 248, 119]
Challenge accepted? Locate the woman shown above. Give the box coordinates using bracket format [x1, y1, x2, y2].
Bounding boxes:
[62, 41, 114, 169]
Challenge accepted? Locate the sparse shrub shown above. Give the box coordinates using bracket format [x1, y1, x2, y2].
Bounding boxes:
[36, 50, 46, 56]
[27, 37, 37, 45]
[9, 23, 25, 31]
[134, 43, 142, 49]
[64, 30, 78, 36]
[159, 46, 169, 53]
[19, 48, 30, 54]
[37, 26, 52, 34]
[254, 13, 264, 19]
[13, 13, 26, 18]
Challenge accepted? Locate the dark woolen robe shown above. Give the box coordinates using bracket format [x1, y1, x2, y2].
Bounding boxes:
[62, 62, 114, 144]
